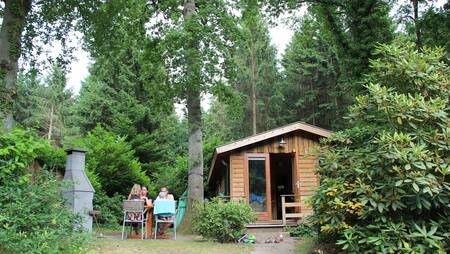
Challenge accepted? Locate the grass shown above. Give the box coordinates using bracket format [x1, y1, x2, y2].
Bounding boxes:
[296, 237, 317, 254]
[89, 239, 253, 254]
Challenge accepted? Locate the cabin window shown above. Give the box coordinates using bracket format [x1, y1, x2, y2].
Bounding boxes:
[248, 157, 267, 212]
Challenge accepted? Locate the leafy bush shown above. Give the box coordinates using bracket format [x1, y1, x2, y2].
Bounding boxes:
[286, 220, 316, 237]
[1, 128, 45, 180]
[0, 128, 65, 181]
[0, 129, 89, 253]
[93, 191, 125, 227]
[35, 143, 66, 171]
[311, 43, 449, 253]
[192, 198, 256, 242]
[76, 125, 151, 196]
[0, 171, 89, 254]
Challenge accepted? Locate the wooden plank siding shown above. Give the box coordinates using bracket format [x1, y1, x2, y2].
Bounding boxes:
[296, 133, 320, 215]
[230, 153, 246, 201]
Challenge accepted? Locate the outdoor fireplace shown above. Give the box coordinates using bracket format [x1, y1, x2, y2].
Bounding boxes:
[63, 148, 95, 231]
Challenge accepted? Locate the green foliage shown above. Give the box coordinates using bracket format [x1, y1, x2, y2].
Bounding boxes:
[0, 129, 88, 253]
[231, 0, 283, 135]
[153, 155, 188, 198]
[93, 191, 125, 227]
[192, 198, 256, 243]
[35, 142, 67, 171]
[265, 0, 394, 84]
[0, 128, 66, 181]
[76, 125, 150, 196]
[312, 0, 394, 83]
[14, 65, 75, 146]
[419, 4, 450, 60]
[286, 220, 316, 237]
[0, 128, 44, 180]
[282, 12, 346, 130]
[0, 170, 89, 254]
[311, 43, 450, 253]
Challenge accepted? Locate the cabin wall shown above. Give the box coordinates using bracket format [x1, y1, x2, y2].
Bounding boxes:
[295, 133, 320, 215]
[227, 131, 321, 217]
[230, 153, 246, 201]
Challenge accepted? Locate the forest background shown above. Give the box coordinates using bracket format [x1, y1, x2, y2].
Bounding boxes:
[1, 0, 448, 227]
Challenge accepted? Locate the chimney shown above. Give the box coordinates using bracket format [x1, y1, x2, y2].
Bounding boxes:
[63, 148, 95, 232]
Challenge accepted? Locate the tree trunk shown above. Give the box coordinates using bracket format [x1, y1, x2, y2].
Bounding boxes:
[0, 0, 32, 130]
[48, 104, 54, 141]
[250, 40, 257, 135]
[411, 0, 422, 50]
[310, 78, 316, 126]
[182, 0, 204, 232]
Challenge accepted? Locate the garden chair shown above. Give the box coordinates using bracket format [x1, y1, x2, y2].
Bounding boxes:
[153, 199, 177, 240]
[121, 200, 147, 240]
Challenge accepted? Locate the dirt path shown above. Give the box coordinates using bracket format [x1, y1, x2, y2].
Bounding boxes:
[249, 230, 296, 254]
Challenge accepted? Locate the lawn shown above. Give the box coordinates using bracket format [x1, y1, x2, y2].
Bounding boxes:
[295, 237, 317, 254]
[90, 239, 253, 254]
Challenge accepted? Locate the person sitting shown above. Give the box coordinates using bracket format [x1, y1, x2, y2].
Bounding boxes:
[155, 186, 174, 238]
[140, 186, 153, 207]
[127, 184, 142, 221]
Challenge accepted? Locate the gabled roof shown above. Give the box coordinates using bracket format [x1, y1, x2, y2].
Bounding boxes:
[216, 121, 332, 154]
[208, 121, 333, 182]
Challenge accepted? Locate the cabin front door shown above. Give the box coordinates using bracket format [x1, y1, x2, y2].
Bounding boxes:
[245, 153, 271, 220]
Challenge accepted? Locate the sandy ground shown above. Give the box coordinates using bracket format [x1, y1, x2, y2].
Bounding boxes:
[248, 228, 296, 254]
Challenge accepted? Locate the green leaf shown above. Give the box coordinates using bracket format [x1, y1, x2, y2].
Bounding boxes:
[412, 182, 420, 193]
[429, 226, 437, 236]
[377, 203, 384, 213]
[413, 161, 426, 170]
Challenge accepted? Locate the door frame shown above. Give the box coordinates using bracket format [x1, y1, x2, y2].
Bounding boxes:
[244, 153, 272, 221]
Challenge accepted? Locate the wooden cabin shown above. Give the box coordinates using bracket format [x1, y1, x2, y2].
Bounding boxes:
[207, 122, 332, 225]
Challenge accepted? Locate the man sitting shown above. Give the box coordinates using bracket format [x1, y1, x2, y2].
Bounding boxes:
[155, 186, 175, 238]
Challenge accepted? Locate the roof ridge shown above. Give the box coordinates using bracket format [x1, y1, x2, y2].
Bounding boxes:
[216, 121, 332, 153]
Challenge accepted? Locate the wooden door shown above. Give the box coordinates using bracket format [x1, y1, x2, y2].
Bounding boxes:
[245, 153, 271, 221]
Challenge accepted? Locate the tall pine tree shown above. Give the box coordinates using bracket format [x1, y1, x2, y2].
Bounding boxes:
[281, 13, 345, 130]
[233, 0, 282, 135]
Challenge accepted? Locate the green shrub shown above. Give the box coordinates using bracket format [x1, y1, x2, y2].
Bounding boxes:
[286, 220, 316, 237]
[192, 198, 256, 242]
[0, 171, 90, 254]
[76, 125, 151, 196]
[0, 128, 66, 181]
[35, 143, 66, 171]
[0, 128, 46, 181]
[93, 191, 125, 227]
[311, 43, 449, 253]
[0, 129, 89, 253]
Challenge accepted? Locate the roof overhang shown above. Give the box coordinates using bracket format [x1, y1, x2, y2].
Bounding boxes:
[207, 121, 333, 182]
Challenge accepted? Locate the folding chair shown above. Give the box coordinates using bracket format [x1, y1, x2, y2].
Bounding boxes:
[153, 200, 177, 240]
[122, 200, 147, 239]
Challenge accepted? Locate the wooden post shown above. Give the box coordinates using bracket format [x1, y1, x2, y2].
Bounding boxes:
[146, 206, 153, 239]
[281, 195, 286, 226]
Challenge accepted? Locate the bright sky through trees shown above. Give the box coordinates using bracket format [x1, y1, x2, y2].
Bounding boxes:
[66, 20, 294, 96]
